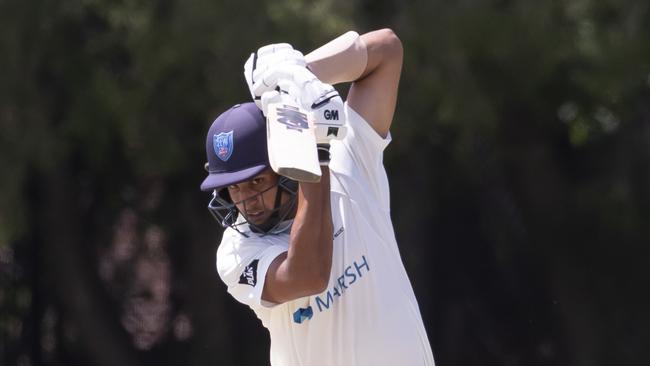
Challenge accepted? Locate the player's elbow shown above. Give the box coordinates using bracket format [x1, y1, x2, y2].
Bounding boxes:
[313, 268, 331, 293]
[377, 28, 403, 63]
[302, 263, 331, 295]
[305, 279, 329, 296]
[285, 255, 331, 296]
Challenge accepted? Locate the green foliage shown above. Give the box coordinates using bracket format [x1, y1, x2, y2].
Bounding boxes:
[1, 0, 649, 365]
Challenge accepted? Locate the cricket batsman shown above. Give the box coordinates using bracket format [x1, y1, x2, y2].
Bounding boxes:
[200, 29, 435, 365]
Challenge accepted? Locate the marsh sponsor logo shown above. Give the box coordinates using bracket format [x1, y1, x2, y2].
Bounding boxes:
[292, 306, 314, 324]
[315, 255, 370, 313]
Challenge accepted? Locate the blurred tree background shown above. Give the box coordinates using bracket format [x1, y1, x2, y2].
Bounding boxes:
[1, 0, 649, 365]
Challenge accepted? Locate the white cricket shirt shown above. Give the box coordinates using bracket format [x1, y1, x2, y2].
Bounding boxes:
[216, 104, 435, 366]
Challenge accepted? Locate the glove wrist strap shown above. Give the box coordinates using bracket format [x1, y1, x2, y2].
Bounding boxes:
[317, 143, 331, 166]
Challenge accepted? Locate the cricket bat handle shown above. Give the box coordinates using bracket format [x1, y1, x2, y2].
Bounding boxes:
[266, 96, 322, 182]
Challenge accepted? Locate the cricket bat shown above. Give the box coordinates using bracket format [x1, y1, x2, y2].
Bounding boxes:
[266, 96, 322, 182]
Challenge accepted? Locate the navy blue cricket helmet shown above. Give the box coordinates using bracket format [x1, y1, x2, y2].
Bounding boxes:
[201, 102, 297, 236]
[201, 102, 269, 192]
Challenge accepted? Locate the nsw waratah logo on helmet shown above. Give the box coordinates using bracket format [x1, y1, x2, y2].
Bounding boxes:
[213, 131, 234, 162]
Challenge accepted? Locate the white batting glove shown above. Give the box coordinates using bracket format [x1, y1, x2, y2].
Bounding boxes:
[244, 43, 306, 109]
[310, 87, 345, 166]
[278, 66, 346, 140]
[257, 79, 299, 117]
[262, 65, 346, 165]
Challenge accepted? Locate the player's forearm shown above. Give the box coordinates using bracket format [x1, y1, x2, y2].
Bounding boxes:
[305, 31, 367, 85]
[286, 169, 333, 294]
[305, 29, 402, 85]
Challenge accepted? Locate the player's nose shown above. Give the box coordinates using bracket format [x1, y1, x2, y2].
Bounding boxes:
[240, 189, 262, 205]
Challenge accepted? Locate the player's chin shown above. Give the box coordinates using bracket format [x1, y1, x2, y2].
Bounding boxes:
[246, 212, 271, 225]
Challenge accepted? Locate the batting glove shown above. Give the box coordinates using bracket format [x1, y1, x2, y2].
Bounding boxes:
[262, 64, 347, 165]
[244, 43, 306, 110]
[303, 77, 346, 166]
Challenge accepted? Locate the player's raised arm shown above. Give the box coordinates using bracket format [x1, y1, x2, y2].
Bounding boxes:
[306, 29, 404, 138]
[262, 170, 333, 303]
[238, 29, 403, 304]
[242, 45, 336, 304]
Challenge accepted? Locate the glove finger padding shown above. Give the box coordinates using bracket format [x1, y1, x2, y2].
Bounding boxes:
[261, 65, 317, 96]
[256, 43, 294, 57]
[260, 90, 281, 117]
[259, 80, 303, 117]
[244, 44, 306, 109]
[251, 50, 307, 80]
[258, 64, 348, 145]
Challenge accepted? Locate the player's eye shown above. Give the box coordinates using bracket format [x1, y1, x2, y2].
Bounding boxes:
[228, 184, 239, 191]
[252, 177, 263, 185]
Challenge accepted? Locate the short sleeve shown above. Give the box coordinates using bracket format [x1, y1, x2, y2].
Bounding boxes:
[216, 229, 288, 309]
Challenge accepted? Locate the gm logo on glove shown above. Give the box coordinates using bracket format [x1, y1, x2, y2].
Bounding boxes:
[323, 109, 339, 121]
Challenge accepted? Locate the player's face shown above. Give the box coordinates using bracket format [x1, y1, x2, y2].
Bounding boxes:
[227, 169, 289, 226]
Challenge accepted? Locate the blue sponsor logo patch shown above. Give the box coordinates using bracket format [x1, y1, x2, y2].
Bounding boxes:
[213, 131, 234, 161]
[292, 306, 313, 324]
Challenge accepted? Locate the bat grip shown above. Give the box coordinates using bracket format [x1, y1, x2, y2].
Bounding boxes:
[317, 143, 331, 166]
